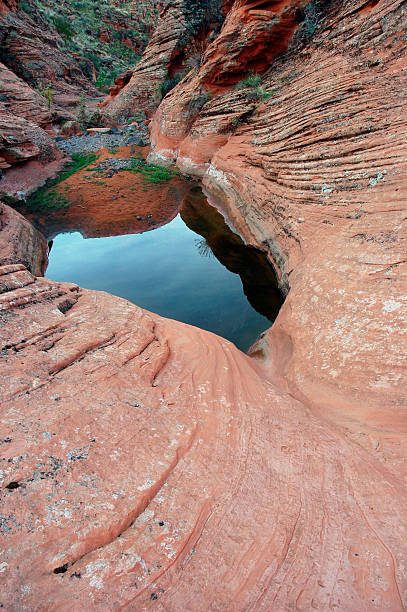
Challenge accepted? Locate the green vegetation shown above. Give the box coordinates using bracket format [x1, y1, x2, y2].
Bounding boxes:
[27, 153, 99, 210]
[94, 67, 124, 92]
[255, 88, 274, 101]
[52, 15, 74, 40]
[234, 72, 274, 102]
[37, 82, 53, 110]
[19, 0, 154, 92]
[128, 158, 179, 184]
[158, 73, 188, 99]
[300, 0, 331, 39]
[234, 73, 262, 89]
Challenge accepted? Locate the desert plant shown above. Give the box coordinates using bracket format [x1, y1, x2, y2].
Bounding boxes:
[38, 82, 53, 110]
[95, 67, 124, 92]
[234, 73, 262, 89]
[129, 158, 179, 184]
[303, 2, 320, 37]
[52, 15, 75, 40]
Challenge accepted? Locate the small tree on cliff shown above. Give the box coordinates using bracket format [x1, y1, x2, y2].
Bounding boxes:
[38, 82, 53, 110]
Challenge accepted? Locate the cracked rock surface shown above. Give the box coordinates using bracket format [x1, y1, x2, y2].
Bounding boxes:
[0, 205, 406, 610]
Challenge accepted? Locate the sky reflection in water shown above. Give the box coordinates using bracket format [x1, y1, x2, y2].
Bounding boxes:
[46, 210, 275, 352]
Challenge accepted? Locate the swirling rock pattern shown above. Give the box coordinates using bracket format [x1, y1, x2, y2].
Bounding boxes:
[1, 0, 407, 609]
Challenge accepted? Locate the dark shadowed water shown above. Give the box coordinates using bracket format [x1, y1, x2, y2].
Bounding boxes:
[45, 187, 283, 352]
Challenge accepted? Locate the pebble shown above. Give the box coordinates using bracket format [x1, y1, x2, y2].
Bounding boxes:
[56, 127, 150, 156]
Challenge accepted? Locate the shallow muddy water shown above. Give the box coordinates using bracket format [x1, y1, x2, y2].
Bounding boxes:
[44, 186, 283, 352]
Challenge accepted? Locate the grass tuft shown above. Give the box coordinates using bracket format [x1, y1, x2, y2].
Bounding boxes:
[128, 158, 179, 183]
[27, 152, 99, 210]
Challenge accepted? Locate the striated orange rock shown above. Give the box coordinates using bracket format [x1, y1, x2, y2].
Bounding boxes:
[0, 255, 406, 609]
[0, 61, 54, 127]
[102, 0, 225, 122]
[98, 69, 134, 109]
[149, 0, 407, 422]
[0, 110, 64, 199]
[1, 0, 407, 608]
[0, 9, 98, 109]
[0, 0, 17, 16]
[148, 0, 307, 173]
[0, 202, 47, 275]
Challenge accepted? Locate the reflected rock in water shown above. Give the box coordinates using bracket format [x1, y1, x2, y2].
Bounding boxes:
[181, 187, 284, 323]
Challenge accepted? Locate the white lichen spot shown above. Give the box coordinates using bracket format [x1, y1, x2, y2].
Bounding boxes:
[0, 562, 8, 573]
[137, 479, 154, 491]
[89, 575, 104, 590]
[383, 300, 402, 313]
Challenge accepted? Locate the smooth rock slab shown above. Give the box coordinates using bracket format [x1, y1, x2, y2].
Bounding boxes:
[1, 265, 407, 610]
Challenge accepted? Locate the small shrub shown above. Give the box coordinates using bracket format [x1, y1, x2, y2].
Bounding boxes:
[19, 1, 32, 13]
[303, 3, 319, 38]
[52, 16, 75, 40]
[128, 158, 179, 184]
[234, 73, 262, 90]
[95, 67, 124, 92]
[77, 94, 101, 128]
[38, 82, 53, 110]
[257, 88, 274, 101]
[158, 70, 191, 100]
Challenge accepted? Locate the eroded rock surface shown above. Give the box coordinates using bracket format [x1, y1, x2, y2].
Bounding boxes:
[0, 202, 47, 275]
[149, 0, 407, 435]
[102, 0, 225, 121]
[0, 8, 98, 110]
[1, 0, 407, 609]
[1, 261, 407, 610]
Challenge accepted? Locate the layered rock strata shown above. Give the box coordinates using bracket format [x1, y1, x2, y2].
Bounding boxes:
[0, 202, 47, 274]
[0, 226, 406, 608]
[0, 8, 98, 109]
[149, 0, 407, 437]
[102, 0, 225, 121]
[0, 0, 407, 608]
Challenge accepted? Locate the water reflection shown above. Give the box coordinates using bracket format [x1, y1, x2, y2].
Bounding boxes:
[43, 187, 283, 351]
[182, 187, 283, 323]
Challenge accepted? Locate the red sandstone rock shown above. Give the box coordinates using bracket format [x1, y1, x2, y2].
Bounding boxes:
[59, 121, 82, 138]
[0, 202, 47, 275]
[0, 110, 64, 199]
[0, 61, 53, 127]
[0, 0, 407, 609]
[98, 69, 134, 109]
[148, 0, 407, 422]
[0, 253, 406, 609]
[0, 0, 17, 15]
[87, 127, 111, 135]
[0, 9, 98, 110]
[101, 0, 225, 122]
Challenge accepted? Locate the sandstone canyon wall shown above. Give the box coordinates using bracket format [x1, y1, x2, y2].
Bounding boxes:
[146, 0, 407, 439]
[1, 0, 407, 609]
[0, 0, 159, 198]
[1, 201, 407, 610]
[101, 0, 226, 120]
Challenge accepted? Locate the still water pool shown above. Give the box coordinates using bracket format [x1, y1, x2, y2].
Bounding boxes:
[46, 188, 283, 352]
